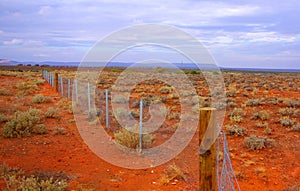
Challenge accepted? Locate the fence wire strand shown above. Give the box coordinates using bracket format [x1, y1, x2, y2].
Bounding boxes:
[217, 127, 241, 191]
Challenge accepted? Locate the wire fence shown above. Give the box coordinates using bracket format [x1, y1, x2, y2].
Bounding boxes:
[42, 70, 241, 191]
[42, 70, 145, 151]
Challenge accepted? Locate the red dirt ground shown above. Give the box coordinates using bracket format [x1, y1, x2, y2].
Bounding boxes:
[0, 68, 299, 191]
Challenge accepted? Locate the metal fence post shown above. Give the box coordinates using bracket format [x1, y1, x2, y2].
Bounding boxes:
[139, 99, 143, 153]
[105, 89, 109, 129]
[60, 77, 64, 96]
[68, 79, 71, 99]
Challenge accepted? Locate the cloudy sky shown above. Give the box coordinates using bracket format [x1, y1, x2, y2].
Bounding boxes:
[0, 0, 300, 69]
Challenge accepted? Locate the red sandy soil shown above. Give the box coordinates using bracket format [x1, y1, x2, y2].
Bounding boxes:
[0, 68, 299, 191]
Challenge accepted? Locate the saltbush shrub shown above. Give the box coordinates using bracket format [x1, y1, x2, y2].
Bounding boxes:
[244, 135, 274, 150]
[32, 94, 51, 104]
[226, 125, 246, 136]
[3, 109, 46, 138]
[45, 107, 60, 118]
[114, 125, 154, 149]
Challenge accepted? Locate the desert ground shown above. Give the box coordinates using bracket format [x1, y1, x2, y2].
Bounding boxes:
[0, 65, 299, 191]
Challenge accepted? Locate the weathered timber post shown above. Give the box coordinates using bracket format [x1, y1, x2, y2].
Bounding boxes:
[199, 107, 217, 191]
[54, 73, 58, 92]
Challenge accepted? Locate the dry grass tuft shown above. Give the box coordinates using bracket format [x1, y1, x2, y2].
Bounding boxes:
[114, 125, 154, 149]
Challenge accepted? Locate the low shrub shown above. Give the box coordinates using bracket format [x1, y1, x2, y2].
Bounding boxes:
[114, 125, 154, 149]
[291, 123, 300, 132]
[16, 81, 38, 95]
[255, 122, 269, 129]
[251, 110, 270, 121]
[160, 86, 173, 94]
[3, 109, 46, 138]
[226, 125, 246, 136]
[0, 88, 12, 96]
[57, 98, 73, 114]
[45, 107, 60, 118]
[245, 98, 265, 106]
[0, 163, 68, 190]
[230, 115, 243, 123]
[32, 94, 51, 104]
[228, 108, 246, 117]
[244, 135, 274, 150]
[278, 108, 300, 117]
[159, 164, 186, 185]
[0, 114, 8, 123]
[283, 99, 300, 107]
[278, 117, 295, 127]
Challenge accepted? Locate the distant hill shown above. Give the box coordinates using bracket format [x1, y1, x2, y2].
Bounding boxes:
[0, 59, 18, 65]
[0, 58, 299, 72]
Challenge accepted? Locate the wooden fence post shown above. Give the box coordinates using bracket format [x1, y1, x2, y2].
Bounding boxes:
[199, 107, 217, 191]
[54, 73, 58, 92]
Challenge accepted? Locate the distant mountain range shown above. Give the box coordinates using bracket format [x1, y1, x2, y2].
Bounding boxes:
[1, 59, 300, 73]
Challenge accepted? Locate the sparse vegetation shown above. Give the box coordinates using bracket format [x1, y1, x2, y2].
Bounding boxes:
[244, 135, 275, 150]
[251, 110, 270, 121]
[114, 125, 154, 149]
[160, 86, 173, 94]
[0, 163, 68, 190]
[283, 99, 300, 107]
[291, 123, 300, 132]
[255, 122, 269, 129]
[278, 108, 300, 117]
[0, 113, 8, 123]
[2, 109, 46, 138]
[159, 164, 186, 185]
[16, 81, 38, 95]
[226, 125, 246, 136]
[228, 108, 246, 117]
[230, 115, 243, 123]
[278, 117, 295, 127]
[53, 126, 67, 135]
[32, 94, 51, 104]
[246, 98, 265, 106]
[0, 88, 12, 96]
[45, 107, 60, 118]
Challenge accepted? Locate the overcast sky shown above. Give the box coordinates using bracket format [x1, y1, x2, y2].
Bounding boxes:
[0, 0, 300, 69]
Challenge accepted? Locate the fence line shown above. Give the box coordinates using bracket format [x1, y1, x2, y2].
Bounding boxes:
[41, 70, 240, 191]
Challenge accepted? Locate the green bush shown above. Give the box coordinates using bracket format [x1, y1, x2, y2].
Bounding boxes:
[190, 70, 199, 74]
[3, 109, 46, 138]
[32, 94, 51, 104]
[111, 68, 122, 73]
